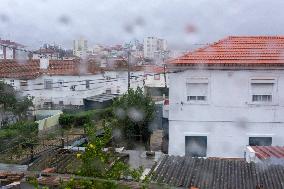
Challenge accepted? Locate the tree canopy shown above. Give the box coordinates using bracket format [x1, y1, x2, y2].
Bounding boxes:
[112, 87, 155, 149]
[0, 81, 33, 125]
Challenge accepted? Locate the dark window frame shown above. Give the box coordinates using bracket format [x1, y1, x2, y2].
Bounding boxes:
[249, 137, 272, 146]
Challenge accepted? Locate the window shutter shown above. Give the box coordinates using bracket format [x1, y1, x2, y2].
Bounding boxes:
[251, 83, 273, 95]
[187, 83, 208, 96]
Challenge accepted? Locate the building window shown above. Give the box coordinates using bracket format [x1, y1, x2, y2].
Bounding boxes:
[249, 137, 272, 146]
[116, 86, 120, 94]
[86, 80, 90, 89]
[44, 79, 53, 89]
[186, 78, 208, 102]
[185, 136, 207, 157]
[250, 79, 275, 103]
[154, 74, 160, 80]
[70, 85, 76, 91]
[43, 101, 53, 109]
[10, 80, 14, 86]
[252, 95, 272, 102]
[58, 80, 64, 88]
[20, 80, 28, 88]
[106, 88, 111, 94]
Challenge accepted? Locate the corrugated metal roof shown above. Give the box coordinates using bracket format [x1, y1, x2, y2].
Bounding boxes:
[151, 155, 284, 189]
[84, 93, 119, 102]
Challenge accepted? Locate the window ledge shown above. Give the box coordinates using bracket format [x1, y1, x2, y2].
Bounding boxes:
[247, 102, 279, 106]
[185, 101, 210, 105]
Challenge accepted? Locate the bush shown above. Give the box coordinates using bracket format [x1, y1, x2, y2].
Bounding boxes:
[59, 108, 114, 128]
[0, 129, 18, 139]
[9, 121, 39, 136]
[0, 121, 39, 150]
[74, 114, 91, 127]
[59, 114, 75, 129]
[98, 107, 114, 120]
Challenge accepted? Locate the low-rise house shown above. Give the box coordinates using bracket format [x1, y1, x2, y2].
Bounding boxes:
[168, 36, 284, 158]
[0, 59, 144, 108]
[144, 65, 168, 101]
[33, 48, 60, 60]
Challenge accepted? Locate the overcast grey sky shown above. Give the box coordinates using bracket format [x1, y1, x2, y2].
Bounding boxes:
[1, 0, 284, 50]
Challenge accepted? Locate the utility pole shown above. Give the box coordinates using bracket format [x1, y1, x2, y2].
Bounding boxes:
[162, 51, 167, 88]
[163, 63, 167, 88]
[127, 50, 131, 91]
[125, 42, 132, 91]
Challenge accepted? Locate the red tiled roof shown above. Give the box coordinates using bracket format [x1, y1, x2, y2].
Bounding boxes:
[169, 36, 284, 66]
[0, 59, 145, 79]
[0, 60, 41, 79]
[35, 48, 57, 54]
[143, 65, 166, 74]
[0, 59, 100, 79]
[47, 60, 99, 75]
[251, 146, 284, 160]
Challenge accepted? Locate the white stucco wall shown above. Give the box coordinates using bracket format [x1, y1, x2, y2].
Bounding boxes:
[144, 73, 169, 88]
[2, 71, 145, 107]
[168, 68, 284, 158]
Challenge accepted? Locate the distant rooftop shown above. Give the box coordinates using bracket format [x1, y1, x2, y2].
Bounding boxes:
[84, 93, 119, 102]
[0, 59, 143, 80]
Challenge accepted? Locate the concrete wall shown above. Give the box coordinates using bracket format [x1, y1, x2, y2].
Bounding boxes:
[169, 69, 284, 157]
[36, 110, 63, 131]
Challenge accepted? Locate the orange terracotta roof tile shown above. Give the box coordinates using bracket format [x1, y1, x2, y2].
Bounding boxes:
[251, 146, 284, 160]
[143, 65, 165, 74]
[0, 59, 100, 79]
[169, 36, 284, 67]
[0, 60, 41, 79]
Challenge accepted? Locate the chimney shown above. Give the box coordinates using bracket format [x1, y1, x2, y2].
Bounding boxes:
[40, 58, 49, 69]
[3, 46, 6, 60]
[12, 47, 16, 59]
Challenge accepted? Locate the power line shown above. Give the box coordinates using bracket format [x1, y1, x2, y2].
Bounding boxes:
[3, 69, 177, 93]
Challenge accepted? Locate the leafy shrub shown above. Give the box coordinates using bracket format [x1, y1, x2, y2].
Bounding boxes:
[98, 107, 114, 120]
[7, 121, 38, 136]
[59, 114, 75, 129]
[59, 108, 114, 128]
[0, 129, 18, 139]
[0, 121, 39, 151]
[74, 114, 91, 127]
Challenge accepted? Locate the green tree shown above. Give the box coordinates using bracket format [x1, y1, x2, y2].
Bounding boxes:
[112, 87, 155, 149]
[6, 121, 39, 160]
[76, 122, 143, 181]
[0, 81, 33, 124]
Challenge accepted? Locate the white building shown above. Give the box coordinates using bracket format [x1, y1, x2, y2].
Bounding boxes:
[0, 59, 145, 108]
[167, 36, 284, 158]
[0, 39, 27, 60]
[143, 37, 167, 59]
[73, 38, 88, 58]
[32, 48, 60, 60]
[144, 65, 168, 88]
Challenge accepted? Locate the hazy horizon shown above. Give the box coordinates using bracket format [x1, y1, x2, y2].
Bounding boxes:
[1, 0, 284, 50]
